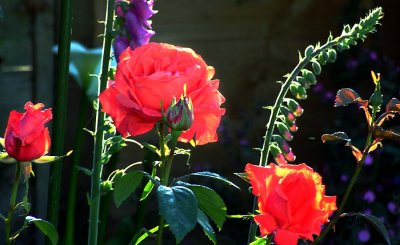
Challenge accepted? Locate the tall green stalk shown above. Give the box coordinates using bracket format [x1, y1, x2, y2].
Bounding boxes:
[47, 0, 73, 231]
[87, 0, 115, 243]
[247, 35, 353, 243]
[65, 96, 91, 245]
[4, 162, 21, 245]
[247, 8, 383, 243]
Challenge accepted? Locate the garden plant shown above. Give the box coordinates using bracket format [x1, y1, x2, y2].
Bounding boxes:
[0, 1, 399, 245]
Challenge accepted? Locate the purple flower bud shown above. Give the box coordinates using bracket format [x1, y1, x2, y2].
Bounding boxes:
[164, 97, 194, 131]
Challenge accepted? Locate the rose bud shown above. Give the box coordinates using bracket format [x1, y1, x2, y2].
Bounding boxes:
[4, 102, 52, 162]
[164, 97, 194, 131]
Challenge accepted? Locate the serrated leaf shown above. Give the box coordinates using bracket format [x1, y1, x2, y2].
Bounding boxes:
[25, 216, 59, 245]
[321, 132, 350, 143]
[386, 98, 400, 112]
[114, 171, 144, 208]
[175, 181, 227, 230]
[334, 88, 361, 107]
[197, 209, 216, 244]
[157, 185, 198, 243]
[341, 212, 391, 245]
[250, 236, 267, 245]
[177, 171, 240, 190]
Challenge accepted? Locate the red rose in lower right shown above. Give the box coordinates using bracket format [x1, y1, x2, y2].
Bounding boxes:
[245, 163, 337, 245]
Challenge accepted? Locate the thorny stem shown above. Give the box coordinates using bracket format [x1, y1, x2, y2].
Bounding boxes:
[5, 162, 21, 245]
[87, 0, 115, 243]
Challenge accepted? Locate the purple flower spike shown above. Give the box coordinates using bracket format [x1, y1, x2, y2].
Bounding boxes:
[114, 0, 156, 60]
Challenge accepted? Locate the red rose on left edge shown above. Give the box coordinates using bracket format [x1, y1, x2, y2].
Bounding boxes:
[4, 102, 52, 162]
[99, 42, 225, 145]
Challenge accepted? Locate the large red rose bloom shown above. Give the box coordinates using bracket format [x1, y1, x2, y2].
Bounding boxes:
[245, 163, 337, 245]
[99, 42, 225, 145]
[4, 102, 52, 162]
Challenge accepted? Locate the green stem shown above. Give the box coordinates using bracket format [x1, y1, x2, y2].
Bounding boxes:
[65, 96, 90, 245]
[87, 0, 115, 243]
[5, 162, 21, 245]
[265, 235, 273, 245]
[47, 0, 73, 230]
[312, 109, 378, 244]
[156, 126, 180, 245]
[156, 123, 167, 245]
[98, 153, 119, 245]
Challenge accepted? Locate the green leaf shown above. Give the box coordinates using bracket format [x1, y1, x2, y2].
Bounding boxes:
[0, 152, 17, 164]
[321, 132, 350, 143]
[140, 180, 154, 201]
[341, 212, 391, 245]
[250, 236, 267, 245]
[25, 216, 59, 245]
[175, 181, 227, 230]
[176, 171, 240, 190]
[33, 150, 73, 164]
[114, 171, 144, 208]
[157, 185, 198, 243]
[197, 209, 216, 244]
[334, 88, 361, 107]
[142, 142, 161, 157]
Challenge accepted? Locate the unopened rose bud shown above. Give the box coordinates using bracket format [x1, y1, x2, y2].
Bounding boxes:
[164, 97, 194, 131]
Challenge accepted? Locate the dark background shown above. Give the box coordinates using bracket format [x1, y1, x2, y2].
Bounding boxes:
[1, 0, 400, 244]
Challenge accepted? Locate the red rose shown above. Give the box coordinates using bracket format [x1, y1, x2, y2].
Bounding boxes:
[99, 42, 225, 145]
[4, 102, 52, 162]
[245, 163, 337, 245]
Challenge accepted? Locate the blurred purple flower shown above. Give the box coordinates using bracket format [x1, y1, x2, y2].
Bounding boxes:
[114, 0, 156, 60]
[239, 139, 249, 147]
[369, 51, 378, 61]
[363, 190, 375, 203]
[340, 174, 349, 183]
[313, 83, 323, 92]
[387, 201, 397, 214]
[364, 154, 373, 166]
[324, 91, 334, 102]
[346, 58, 358, 70]
[363, 209, 372, 215]
[358, 229, 370, 243]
